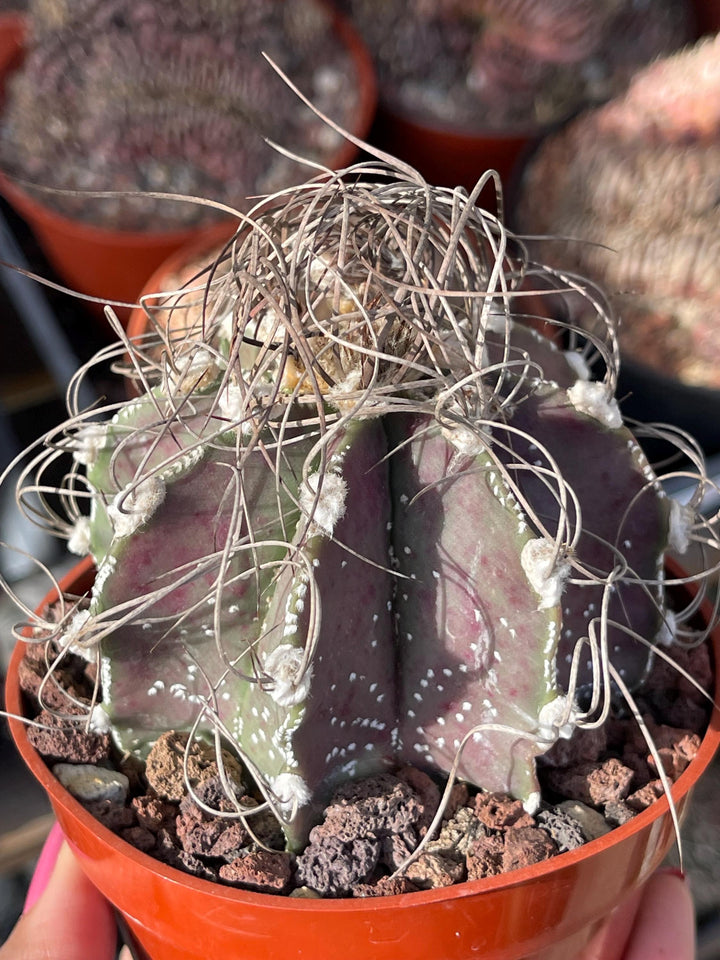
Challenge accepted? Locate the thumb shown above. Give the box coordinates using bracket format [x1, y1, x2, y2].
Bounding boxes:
[1, 839, 118, 960]
[579, 868, 696, 960]
[622, 869, 696, 960]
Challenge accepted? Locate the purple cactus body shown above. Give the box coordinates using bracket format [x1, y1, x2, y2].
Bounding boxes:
[388, 412, 562, 804]
[499, 385, 669, 690]
[484, 321, 580, 390]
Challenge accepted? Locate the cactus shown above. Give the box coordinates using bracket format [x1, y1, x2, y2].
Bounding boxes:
[0, 0, 361, 229]
[514, 32, 720, 389]
[4, 156, 716, 857]
[339, 0, 690, 131]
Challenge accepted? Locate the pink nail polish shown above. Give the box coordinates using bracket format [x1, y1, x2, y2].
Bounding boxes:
[659, 866, 687, 882]
[23, 821, 64, 913]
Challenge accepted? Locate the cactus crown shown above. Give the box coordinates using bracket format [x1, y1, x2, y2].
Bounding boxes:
[3, 157, 718, 853]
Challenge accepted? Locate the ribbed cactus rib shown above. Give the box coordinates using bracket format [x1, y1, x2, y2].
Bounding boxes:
[242, 417, 396, 849]
[388, 412, 561, 805]
[499, 384, 669, 691]
[87, 395, 312, 754]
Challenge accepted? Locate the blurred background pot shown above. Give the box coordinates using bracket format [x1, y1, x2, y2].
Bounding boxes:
[342, 0, 694, 195]
[5, 556, 720, 960]
[0, 3, 376, 325]
[511, 30, 720, 460]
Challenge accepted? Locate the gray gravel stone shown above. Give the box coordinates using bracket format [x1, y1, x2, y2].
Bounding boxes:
[52, 763, 130, 804]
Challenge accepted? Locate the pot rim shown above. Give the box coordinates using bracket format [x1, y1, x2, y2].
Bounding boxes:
[6, 553, 720, 913]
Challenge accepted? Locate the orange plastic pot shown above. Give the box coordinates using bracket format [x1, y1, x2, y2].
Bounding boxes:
[0, 9, 376, 326]
[125, 227, 234, 345]
[371, 103, 538, 204]
[6, 555, 720, 960]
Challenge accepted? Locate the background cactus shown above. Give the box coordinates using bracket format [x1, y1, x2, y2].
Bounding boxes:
[514, 32, 720, 390]
[4, 157, 716, 856]
[339, 0, 691, 131]
[0, 0, 362, 229]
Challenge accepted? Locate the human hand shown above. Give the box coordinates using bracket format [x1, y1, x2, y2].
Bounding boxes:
[580, 867, 695, 960]
[0, 823, 124, 960]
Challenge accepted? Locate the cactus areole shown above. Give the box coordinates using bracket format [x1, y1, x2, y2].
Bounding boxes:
[16, 161, 694, 855]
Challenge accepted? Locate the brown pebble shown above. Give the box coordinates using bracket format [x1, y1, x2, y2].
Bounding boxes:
[131, 795, 178, 833]
[474, 792, 535, 830]
[404, 851, 465, 889]
[626, 780, 667, 811]
[502, 826, 557, 872]
[144, 732, 242, 802]
[121, 826, 156, 853]
[466, 834, 505, 880]
[219, 851, 293, 894]
[28, 710, 111, 765]
[84, 798, 135, 832]
[354, 874, 420, 897]
[543, 758, 634, 806]
[18, 656, 88, 715]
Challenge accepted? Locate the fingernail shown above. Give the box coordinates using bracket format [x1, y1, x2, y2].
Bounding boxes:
[659, 866, 687, 882]
[23, 821, 64, 913]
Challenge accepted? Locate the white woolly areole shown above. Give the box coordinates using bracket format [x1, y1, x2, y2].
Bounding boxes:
[668, 499, 694, 555]
[59, 609, 95, 661]
[484, 308, 513, 335]
[168, 347, 219, 391]
[537, 695, 578, 741]
[520, 538, 570, 609]
[88, 704, 112, 734]
[263, 644, 313, 706]
[219, 380, 243, 420]
[523, 790, 541, 815]
[563, 350, 591, 381]
[68, 516, 91, 556]
[271, 773, 312, 814]
[218, 381, 254, 437]
[300, 471, 347, 536]
[72, 423, 109, 468]
[656, 610, 677, 648]
[567, 380, 622, 430]
[91, 555, 117, 602]
[442, 421, 489, 457]
[108, 476, 166, 538]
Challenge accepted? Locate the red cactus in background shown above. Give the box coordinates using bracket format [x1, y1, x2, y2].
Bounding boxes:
[515, 33, 720, 389]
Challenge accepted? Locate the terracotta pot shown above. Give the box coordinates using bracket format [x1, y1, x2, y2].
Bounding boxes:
[0, 9, 376, 327]
[6, 555, 720, 960]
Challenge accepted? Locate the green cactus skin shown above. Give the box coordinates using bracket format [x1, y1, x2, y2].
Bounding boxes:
[235, 416, 396, 850]
[74, 332, 672, 849]
[85, 394, 313, 754]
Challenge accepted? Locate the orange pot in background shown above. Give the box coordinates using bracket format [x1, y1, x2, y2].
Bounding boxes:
[125, 227, 233, 344]
[0, 10, 376, 327]
[6, 556, 720, 960]
[371, 104, 537, 203]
